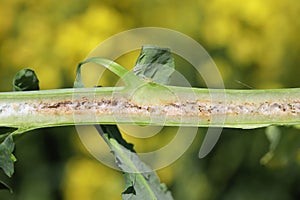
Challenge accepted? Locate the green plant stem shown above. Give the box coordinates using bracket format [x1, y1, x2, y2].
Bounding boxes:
[0, 86, 300, 130]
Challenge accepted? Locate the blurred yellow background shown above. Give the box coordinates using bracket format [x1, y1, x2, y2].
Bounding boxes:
[0, 0, 300, 200]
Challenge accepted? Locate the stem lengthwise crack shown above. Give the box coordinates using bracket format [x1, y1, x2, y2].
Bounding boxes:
[1, 90, 300, 128]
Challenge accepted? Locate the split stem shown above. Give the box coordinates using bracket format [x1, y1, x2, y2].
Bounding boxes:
[0, 86, 300, 129]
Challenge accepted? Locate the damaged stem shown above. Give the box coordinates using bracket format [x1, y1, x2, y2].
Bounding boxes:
[0, 86, 300, 129]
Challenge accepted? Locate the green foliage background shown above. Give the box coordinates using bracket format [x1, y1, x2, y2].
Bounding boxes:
[0, 0, 300, 199]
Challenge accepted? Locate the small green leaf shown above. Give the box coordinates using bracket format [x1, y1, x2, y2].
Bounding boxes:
[13, 69, 39, 91]
[133, 45, 175, 85]
[0, 135, 16, 177]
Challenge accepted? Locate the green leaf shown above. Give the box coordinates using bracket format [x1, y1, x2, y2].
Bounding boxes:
[133, 45, 175, 85]
[94, 124, 173, 199]
[0, 135, 16, 177]
[13, 69, 39, 91]
[100, 131, 173, 200]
